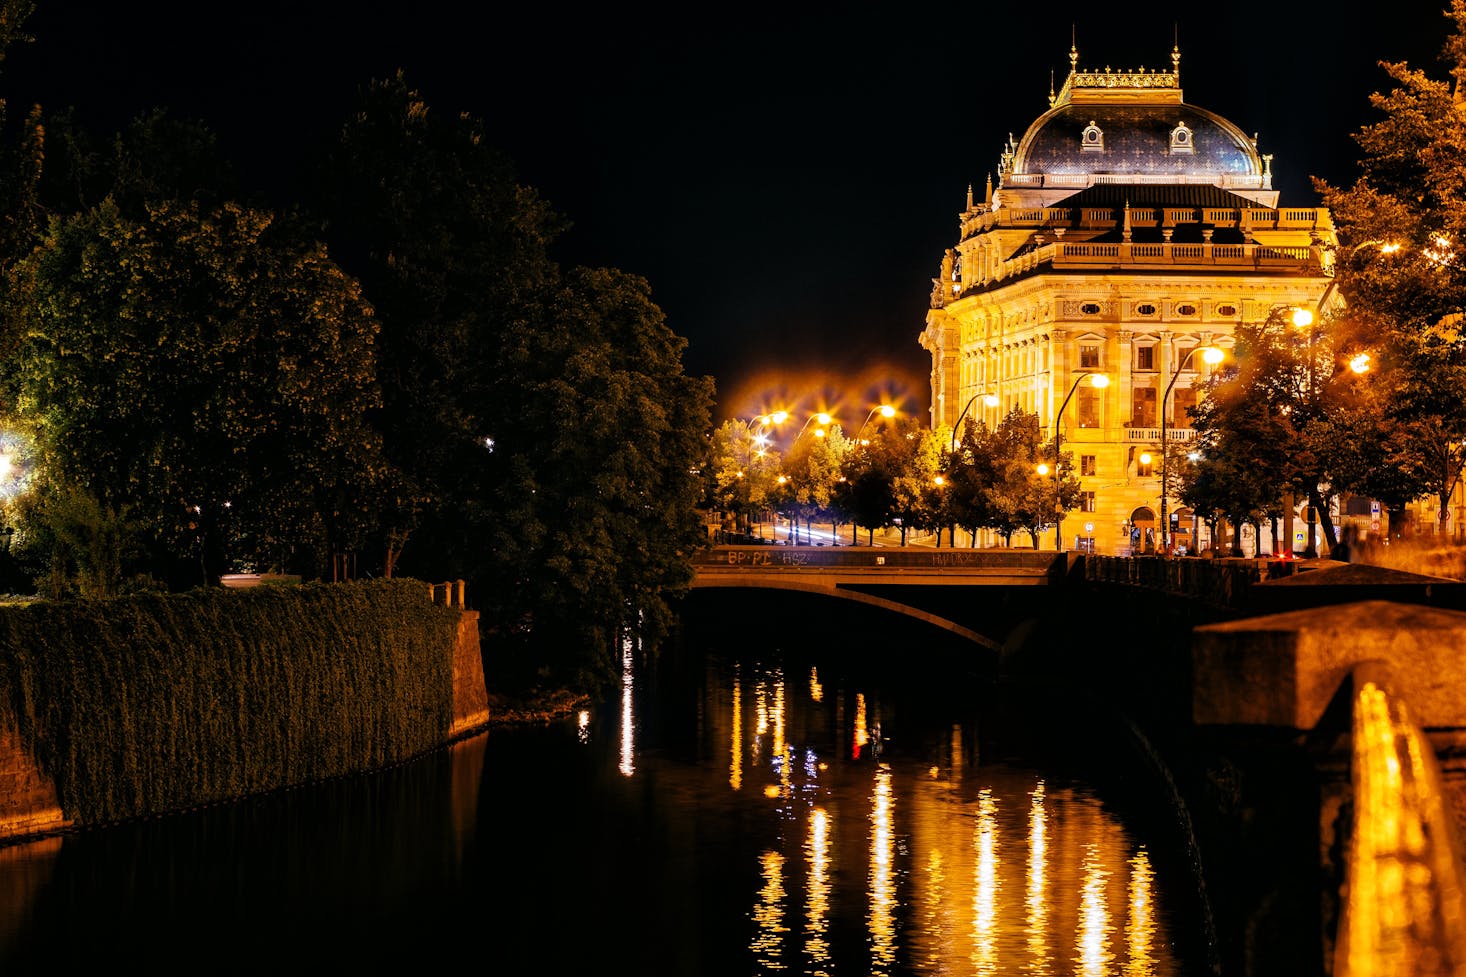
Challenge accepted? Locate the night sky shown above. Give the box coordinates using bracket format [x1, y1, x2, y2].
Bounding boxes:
[0, 3, 1450, 424]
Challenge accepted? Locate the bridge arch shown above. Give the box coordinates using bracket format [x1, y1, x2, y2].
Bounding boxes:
[689, 576, 1003, 651]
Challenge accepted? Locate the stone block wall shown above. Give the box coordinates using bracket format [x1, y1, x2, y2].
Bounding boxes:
[0, 710, 67, 842]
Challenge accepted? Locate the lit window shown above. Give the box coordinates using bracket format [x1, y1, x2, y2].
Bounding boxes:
[1081, 455, 1097, 476]
[1079, 344, 1100, 368]
[1136, 346, 1155, 371]
[1080, 491, 1096, 512]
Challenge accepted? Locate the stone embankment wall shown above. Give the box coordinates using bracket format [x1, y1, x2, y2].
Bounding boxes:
[0, 581, 490, 845]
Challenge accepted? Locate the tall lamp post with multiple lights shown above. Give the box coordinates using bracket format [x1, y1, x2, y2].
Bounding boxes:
[1047, 371, 1109, 551]
[1159, 343, 1223, 553]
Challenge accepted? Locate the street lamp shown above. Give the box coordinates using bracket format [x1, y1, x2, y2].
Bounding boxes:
[792, 411, 832, 443]
[856, 404, 896, 444]
[950, 391, 1000, 451]
[1159, 343, 1223, 553]
[1050, 371, 1109, 551]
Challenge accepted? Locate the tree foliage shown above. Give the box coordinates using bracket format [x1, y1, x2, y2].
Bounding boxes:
[1314, 0, 1466, 535]
[1, 198, 389, 586]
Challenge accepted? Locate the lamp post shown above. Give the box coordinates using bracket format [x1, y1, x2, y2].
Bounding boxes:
[1159, 344, 1223, 553]
[950, 391, 1000, 451]
[1050, 371, 1109, 551]
[856, 404, 896, 445]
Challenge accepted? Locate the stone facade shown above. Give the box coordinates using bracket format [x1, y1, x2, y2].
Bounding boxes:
[921, 44, 1338, 557]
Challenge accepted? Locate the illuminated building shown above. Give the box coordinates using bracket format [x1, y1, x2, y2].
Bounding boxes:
[920, 42, 1337, 555]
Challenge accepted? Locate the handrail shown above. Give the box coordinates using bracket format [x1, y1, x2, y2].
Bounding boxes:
[430, 580, 466, 608]
[1335, 664, 1466, 977]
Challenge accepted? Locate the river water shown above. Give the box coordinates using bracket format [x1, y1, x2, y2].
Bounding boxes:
[0, 594, 1214, 975]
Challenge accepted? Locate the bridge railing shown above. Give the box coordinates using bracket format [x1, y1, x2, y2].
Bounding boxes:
[1335, 661, 1466, 976]
[1084, 554, 1284, 609]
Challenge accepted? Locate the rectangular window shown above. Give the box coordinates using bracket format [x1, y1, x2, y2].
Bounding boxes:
[1132, 387, 1157, 427]
[1081, 454, 1096, 476]
[1136, 345, 1155, 371]
[1079, 344, 1100, 368]
[1076, 386, 1100, 427]
[1079, 491, 1096, 512]
[1172, 386, 1198, 427]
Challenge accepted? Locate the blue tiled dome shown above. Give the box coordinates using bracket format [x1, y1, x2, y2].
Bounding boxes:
[1013, 103, 1261, 178]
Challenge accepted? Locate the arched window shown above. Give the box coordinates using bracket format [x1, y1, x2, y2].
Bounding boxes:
[1081, 121, 1104, 153]
[1169, 121, 1194, 154]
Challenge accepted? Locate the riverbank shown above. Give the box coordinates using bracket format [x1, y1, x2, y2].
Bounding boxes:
[485, 685, 590, 726]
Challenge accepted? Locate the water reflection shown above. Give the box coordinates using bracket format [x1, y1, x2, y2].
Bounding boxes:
[0, 628, 1200, 976]
[666, 648, 1189, 975]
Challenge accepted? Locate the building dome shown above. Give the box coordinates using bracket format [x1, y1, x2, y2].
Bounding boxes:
[1013, 102, 1261, 180]
[993, 45, 1276, 208]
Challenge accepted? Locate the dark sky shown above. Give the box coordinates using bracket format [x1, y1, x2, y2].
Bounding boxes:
[0, 3, 1450, 423]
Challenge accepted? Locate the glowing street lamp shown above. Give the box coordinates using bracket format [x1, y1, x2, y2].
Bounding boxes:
[1049, 372, 1108, 551]
[1159, 344, 1224, 553]
[950, 391, 1000, 451]
[856, 404, 896, 445]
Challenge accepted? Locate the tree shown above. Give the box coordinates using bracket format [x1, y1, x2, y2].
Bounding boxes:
[1315, 1, 1466, 538]
[706, 418, 782, 537]
[981, 409, 1052, 548]
[482, 267, 713, 681]
[1, 198, 389, 586]
[319, 73, 715, 685]
[318, 71, 565, 585]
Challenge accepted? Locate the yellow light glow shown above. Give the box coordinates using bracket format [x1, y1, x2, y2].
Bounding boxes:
[879, 404, 896, 418]
[982, 393, 1000, 407]
[814, 429, 826, 438]
[869, 765, 897, 973]
[1380, 242, 1401, 254]
[1201, 346, 1224, 365]
[805, 807, 832, 967]
[1351, 353, 1372, 374]
[933, 474, 946, 487]
[1036, 462, 1050, 476]
[777, 475, 788, 484]
[770, 410, 790, 425]
[1292, 308, 1315, 328]
[730, 673, 742, 791]
[751, 850, 787, 969]
[1138, 452, 1152, 466]
[972, 787, 998, 974]
[815, 412, 832, 425]
[1088, 373, 1110, 389]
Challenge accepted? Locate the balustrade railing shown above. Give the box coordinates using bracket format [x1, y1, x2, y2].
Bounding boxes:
[430, 580, 466, 608]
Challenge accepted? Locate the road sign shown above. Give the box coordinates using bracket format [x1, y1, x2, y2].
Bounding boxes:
[1371, 500, 1381, 516]
[1085, 522, 1094, 534]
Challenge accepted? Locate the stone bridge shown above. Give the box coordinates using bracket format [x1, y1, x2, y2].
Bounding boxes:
[689, 545, 1073, 650]
[692, 546, 1466, 973]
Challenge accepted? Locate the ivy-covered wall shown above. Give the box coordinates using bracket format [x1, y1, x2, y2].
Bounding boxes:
[0, 579, 466, 829]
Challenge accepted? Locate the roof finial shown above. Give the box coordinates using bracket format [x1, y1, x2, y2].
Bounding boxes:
[984, 173, 993, 207]
[1172, 27, 1181, 82]
[966, 183, 974, 211]
[1070, 26, 1078, 73]
[1048, 68, 1056, 107]
[1122, 200, 1133, 244]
